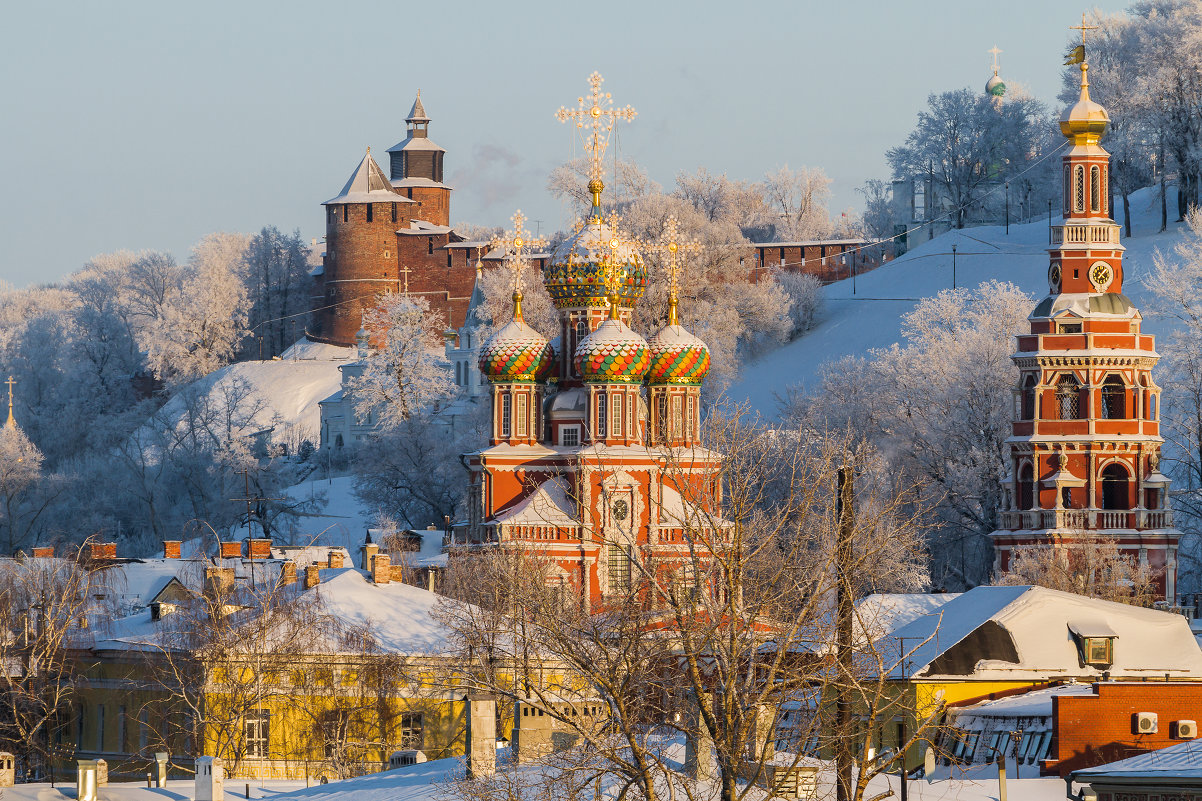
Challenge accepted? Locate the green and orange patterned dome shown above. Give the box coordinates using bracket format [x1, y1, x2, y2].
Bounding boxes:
[544, 209, 647, 309]
[574, 317, 650, 384]
[647, 323, 711, 385]
[478, 297, 554, 383]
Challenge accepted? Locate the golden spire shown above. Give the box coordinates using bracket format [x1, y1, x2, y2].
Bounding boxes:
[1060, 13, 1108, 144]
[5, 375, 15, 429]
[556, 71, 637, 219]
[490, 210, 546, 324]
[644, 216, 700, 327]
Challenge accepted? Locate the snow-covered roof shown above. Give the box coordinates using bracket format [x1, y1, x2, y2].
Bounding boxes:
[856, 593, 961, 638]
[887, 585, 1202, 680]
[324, 151, 414, 206]
[1072, 738, 1202, 783]
[309, 568, 460, 654]
[386, 135, 445, 153]
[391, 176, 450, 189]
[397, 220, 453, 235]
[407, 93, 429, 123]
[949, 682, 1096, 720]
[492, 477, 579, 527]
[753, 238, 871, 247]
[269, 545, 352, 569]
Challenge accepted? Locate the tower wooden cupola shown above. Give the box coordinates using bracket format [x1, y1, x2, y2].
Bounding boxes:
[386, 92, 451, 225]
[990, 38, 1179, 601]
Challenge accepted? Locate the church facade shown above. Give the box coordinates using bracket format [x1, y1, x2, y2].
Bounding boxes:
[990, 57, 1180, 600]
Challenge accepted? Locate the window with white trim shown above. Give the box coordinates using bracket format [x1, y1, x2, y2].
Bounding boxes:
[612, 393, 623, 436]
[515, 393, 528, 437]
[561, 425, 580, 447]
[245, 712, 270, 759]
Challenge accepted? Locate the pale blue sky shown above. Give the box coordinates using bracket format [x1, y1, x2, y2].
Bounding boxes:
[0, 0, 1122, 287]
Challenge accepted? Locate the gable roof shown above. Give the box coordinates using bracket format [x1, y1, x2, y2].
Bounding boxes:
[888, 585, 1202, 680]
[492, 477, 579, 527]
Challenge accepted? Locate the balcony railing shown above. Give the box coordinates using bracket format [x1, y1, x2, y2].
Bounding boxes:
[1051, 224, 1119, 246]
[1000, 508, 1173, 531]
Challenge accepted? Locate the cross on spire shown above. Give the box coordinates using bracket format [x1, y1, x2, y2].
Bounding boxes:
[1070, 11, 1099, 49]
[643, 216, 701, 326]
[555, 71, 637, 206]
[988, 45, 1003, 75]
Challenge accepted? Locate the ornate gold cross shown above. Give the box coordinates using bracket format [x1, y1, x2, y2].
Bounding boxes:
[643, 217, 700, 324]
[490, 210, 547, 294]
[555, 71, 637, 186]
[1070, 12, 1099, 49]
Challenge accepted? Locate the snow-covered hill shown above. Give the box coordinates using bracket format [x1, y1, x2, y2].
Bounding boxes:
[729, 186, 1191, 416]
[150, 338, 352, 446]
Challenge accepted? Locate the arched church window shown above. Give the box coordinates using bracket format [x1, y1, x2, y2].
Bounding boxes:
[501, 394, 511, 438]
[1102, 375, 1126, 419]
[656, 394, 668, 443]
[1074, 166, 1086, 212]
[1057, 374, 1081, 419]
[1021, 375, 1037, 420]
[1018, 463, 1034, 511]
[1101, 463, 1131, 510]
[596, 391, 607, 438]
[1091, 166, 1101, 213]
[455, 362, 461, 386]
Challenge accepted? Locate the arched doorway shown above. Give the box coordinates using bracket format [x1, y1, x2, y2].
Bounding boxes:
[1101, 463, 1130, 510]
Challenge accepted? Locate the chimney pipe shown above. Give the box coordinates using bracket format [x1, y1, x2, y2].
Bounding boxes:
[304, 565, 321, 590]
[371, 553, 391, 585]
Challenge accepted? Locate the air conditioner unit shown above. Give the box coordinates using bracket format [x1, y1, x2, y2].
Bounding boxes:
[1135, 712, 1159, 734]
[1174, 720, 1198, 739]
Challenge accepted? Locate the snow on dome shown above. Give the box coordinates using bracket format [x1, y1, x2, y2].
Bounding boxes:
[986, 74, 1006, 97]
[574, 318, 650, 384]
[544, 218, 648, 310]
[647, 324, 711, 385]
[478, 319, 554, 383]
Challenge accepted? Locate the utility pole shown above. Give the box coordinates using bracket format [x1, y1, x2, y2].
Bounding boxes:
[1005, 181, 1010, 235]
[835, 464, 855, 801]
[951, 244, 958, 290]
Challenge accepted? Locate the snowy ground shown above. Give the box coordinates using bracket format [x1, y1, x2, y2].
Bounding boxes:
[729, 185, 1191, 416]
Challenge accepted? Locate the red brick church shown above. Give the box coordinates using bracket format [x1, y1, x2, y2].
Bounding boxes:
[459, 73, 725, 609]
[990, 57, 1180, 600]
[309, 93, 490, 345]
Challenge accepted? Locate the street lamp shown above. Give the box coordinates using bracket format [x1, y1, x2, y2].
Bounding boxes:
[951, 244, 957, 289]
[1005, 181, 1010, 235]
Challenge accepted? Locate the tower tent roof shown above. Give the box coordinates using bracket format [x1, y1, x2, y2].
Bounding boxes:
[407, 92, 430, 123]
[323, 150, 412, 206]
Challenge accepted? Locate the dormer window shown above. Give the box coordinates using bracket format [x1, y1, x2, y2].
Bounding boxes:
[1069, 619, 1117, 667]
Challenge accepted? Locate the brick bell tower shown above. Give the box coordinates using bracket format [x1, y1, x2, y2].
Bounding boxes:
[990, 52, 1180, 600]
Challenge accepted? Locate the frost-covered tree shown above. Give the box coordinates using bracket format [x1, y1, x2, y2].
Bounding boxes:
[857, 179, 896, 240]
[145, 233, 251, 386]
[244, 227, 311, 357]
[0, 420, 53, 553]
[998, 538, 1159, 606]
[774, 270, 824, 338]
[760, 164, 835, 241]
[350, 294, 456, 427]
[888, 89, 1052, 229]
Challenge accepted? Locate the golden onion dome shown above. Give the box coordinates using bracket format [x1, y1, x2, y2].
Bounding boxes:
[1059, 63, 1109, 144]
[543, 182, 648, 310]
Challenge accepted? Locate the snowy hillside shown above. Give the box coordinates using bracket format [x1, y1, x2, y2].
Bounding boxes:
[729, 186, 1191, 416]
[151, 338, 352, 446]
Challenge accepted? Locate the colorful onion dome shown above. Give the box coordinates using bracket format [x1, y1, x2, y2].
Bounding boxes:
[647, 324, 711, 385]
[544, 186, 648, 310]
[574, 302, 650, 384]
[478, 293, 554, 383]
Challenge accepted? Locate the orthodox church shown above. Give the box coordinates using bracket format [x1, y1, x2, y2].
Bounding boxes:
[458, 74, 723, 608]
[990, 53, 1180, 600]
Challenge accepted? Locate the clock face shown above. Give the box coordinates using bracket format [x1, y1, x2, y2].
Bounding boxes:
[1090, 261, 1114, 291]
[612, 499, 628, 522]
[1049, 264, 1062, 294]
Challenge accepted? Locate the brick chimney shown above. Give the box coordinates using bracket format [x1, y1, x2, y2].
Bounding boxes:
[279, 560, 297, 586]
[219, 541, 242, 559]
[327, 550, 345, 569]
[361, 542, 379, 568]
[31, 546, 53, 558]
[87, 542, 117, 562]
[162, 541, 182, 559]
[304, 564, 321, 590]
[371, 553, 391, 585]
[247, 539, 272, 560]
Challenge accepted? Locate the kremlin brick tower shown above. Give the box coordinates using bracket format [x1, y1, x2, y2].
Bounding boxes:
[461, 73, 722, 609]
[309, 93, 486, 346]
[990, 51, 1180, 601]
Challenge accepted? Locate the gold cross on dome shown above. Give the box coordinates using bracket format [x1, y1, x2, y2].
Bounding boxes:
[1070, 11, 1098, 48]
[490, 210, 546, 294]
[555, 71, 637, 185]
[988, 45, 1002, 74]
[645, 216, 701, 300]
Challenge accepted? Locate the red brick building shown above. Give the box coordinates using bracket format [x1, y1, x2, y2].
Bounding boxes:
[989, 61, 1181, 601]
[1045, 682, 1202, 777]
[309, 94, 490, 346]
[750, 238, 889, 284]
